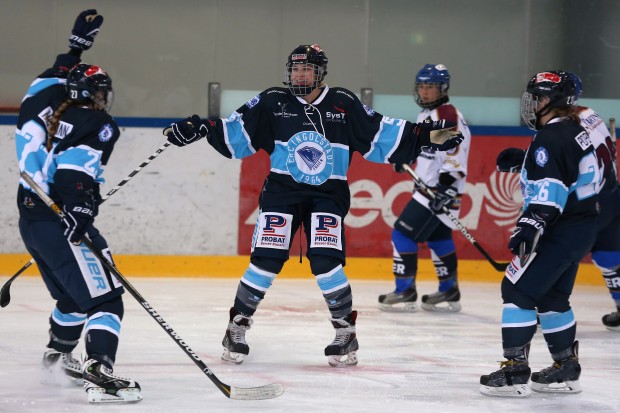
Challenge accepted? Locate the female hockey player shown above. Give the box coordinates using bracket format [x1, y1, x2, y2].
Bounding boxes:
[16, 10, 141, 403]
[480, 71, 600, 397]
[497, 72, 620, 331]
[164, 44, 464, 367]
[377, 63, 471, 313]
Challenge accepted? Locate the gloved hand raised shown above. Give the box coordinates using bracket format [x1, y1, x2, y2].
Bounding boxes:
[164, 115, 209, 147]
[69, 9, 104, 51]
[429, 184, 458, 214]
[415, 119, 464, 152]
[62, 202, 95, 245]
[497, 148, 526, 173]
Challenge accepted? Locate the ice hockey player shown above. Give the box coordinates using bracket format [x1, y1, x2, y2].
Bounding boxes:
[481, 71, 600, 397]
[497, 72, 620, 331]
[164, 44, 464, 367]
[378, 63, 471, 313]
[15, 10, 141, 403]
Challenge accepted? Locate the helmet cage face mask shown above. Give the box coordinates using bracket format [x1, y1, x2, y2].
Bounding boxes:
[67, 64, 114, 112]
[413, 64, 450, 109]
[284, 44, 328, 97]
[284, 63, 326, 97]
[520, 92, 539, 130]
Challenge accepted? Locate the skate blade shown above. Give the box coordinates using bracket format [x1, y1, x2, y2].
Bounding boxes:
[327, 351, 358, 367]
[531, 380, 582, 394]
[378, 302, 417, 312]
[479, 383, 531, 397]
[222, 348, 247, 364]
[421, 301, 461, 313]
[87, 387, 143, 403]
[603, 324, 620, 332]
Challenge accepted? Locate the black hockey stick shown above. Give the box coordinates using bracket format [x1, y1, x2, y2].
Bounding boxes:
[1, 142, 171, 308]
[402, 164, 510, 272]
[20, 171, 284, 400]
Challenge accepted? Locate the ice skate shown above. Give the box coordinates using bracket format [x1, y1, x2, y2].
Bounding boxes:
[531, 341, 582, 394]
[222, 307, 253, 364]
[602, 309, 620, 331]
[479, 359, 531, 397]
[377, 287, 417, 312]
[82, 359, 142, 403]
[325, 311, 359, 367]
[421, 286, 461, 312]
[42, 349, 83, 385]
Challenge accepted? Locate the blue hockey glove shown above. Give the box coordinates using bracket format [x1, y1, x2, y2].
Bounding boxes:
[508, 211, 546, 257]
[497, 148, 526, 173]
[429, 184, 458, 214]
[164, 115, 208, 147]
[62, 202, 95, 245]
[69, 9, 104, 51]
[415, 119, 463, 152]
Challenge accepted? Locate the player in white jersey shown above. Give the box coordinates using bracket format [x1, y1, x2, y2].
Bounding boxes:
[378, 64, 471, 312]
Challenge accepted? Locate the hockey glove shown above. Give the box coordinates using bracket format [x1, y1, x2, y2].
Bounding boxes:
[393, 161, 412, 173]
[429, 184, 458, 214]
[415, 119, 463, 152]
[62, 202, 95, 245]
[69, 9, 104, 51]
[164, 115, 209, 147]
[508, 211, 546, 257]
[497, 148, 526, 173]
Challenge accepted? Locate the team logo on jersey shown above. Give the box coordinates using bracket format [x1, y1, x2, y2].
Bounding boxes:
[362, 104, 375, 116]
[245, 94, 261, 109]
[286, 131, 334, 185]
[534, 147, 549, 167]
[98, 124, 114, 142]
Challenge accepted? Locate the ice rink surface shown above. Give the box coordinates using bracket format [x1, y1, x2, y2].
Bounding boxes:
[1, 275, 619, 413]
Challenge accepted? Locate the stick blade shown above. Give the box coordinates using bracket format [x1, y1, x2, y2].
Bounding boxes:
[229, 383, 284, 400]
[0, 286, 10, 308]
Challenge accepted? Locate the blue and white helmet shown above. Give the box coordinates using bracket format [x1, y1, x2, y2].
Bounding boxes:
[414, 63, 450, 109]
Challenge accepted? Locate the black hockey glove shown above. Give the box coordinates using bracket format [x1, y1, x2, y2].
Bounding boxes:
[62, 202, 95, 245]
[393, 161, 412, 173]
[415, 119, 463, 152]
[508, 211, 546, 257]
[164, 115, 209, 147]
[497, 148, 526, 173]
[69, 9, 104, 51]
[429, 184, 458, 214]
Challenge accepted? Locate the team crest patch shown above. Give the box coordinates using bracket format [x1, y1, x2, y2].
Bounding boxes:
[534, 147, 549, 167]
[362, 104, 375, 116]
[286, 131, 334, 185]
[98, 124, 114, 142]
[245, 94, 261, 109]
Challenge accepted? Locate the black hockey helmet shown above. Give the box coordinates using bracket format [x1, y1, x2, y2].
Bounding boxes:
[66, 63, 113, 111]
[284, 44, 328, 97]
[521, 70, 577, 130]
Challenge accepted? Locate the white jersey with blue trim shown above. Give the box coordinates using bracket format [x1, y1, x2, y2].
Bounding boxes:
[204, 85, 427, 211]
[520, 116, 600, 224]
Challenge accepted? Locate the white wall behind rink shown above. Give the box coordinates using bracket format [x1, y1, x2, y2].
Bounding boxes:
[1, 126, 240, 255]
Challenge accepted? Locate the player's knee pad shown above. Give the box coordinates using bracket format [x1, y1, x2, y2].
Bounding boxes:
[87, 295, 124, 321]
[592, 251, 620, 290]
[56, 295, 82, 314]
[501, 278, 537, 309]
[427, 239, 456, 257]
[392, 227, 418, 254]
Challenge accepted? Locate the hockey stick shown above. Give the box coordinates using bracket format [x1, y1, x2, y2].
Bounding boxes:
[401, 164, 510, 272]
[1, 142, 171, 308]
[610, 118, 616, 142]
[20, 171, 284, 400]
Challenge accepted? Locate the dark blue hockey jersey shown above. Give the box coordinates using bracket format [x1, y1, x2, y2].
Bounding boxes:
[520, 117, 600, 225]
[16, 53, 120, 220]
[204, 85, 429, 211]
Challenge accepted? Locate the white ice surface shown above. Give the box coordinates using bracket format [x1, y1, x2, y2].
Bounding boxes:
[1, 276, 619, 413]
